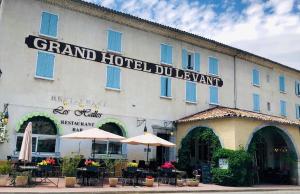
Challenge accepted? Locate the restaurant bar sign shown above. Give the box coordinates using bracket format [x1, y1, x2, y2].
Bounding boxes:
[25, 35, 223, 87]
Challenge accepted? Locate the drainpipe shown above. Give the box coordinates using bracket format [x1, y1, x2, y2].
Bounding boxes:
[234, 55, 237, 108]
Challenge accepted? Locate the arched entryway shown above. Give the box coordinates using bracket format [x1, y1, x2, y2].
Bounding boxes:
[16, 116, 59, 154]
[178, 127, 222, 175]
[247, 126, 298, 185]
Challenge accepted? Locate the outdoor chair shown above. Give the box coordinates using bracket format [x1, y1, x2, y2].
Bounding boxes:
[158, 168, 177, 186]
[122, 167, 138, 186]
[138, 160, 146, 169]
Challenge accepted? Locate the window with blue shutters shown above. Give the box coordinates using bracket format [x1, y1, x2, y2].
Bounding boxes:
[253, 94, 260, 112]
[295, 80, 300, 96]
[296, 104, 300, 119]
[106, 66, 120, 89]
[208, 57, 219, 75]
[186, 81, 196, 103]
[280, 100, 287, 116]
[35, 51, 55, 79]
[209, 86, 218, 104]
[40, 12, 58, 38]
[160, 44, 172, 65]
[182, 49, 200, 72]
[279, 75, 286, 93]
[160, 77, 171, 97]
[252, 69, 260, 86]
[107, 30, 122, 53]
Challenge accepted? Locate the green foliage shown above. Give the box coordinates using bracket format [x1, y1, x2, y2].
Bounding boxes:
[211, 148, 253, 186]
[62, 155, 81, 177]
[0, 161, 12, 175]
[178, 127, 221, 171]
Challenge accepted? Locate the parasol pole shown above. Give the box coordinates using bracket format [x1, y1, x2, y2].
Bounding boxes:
[146, 144, 150, 164]
[92, 138, 95, 159]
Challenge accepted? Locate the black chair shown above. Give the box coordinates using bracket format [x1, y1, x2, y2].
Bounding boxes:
[158, 168, 176, 186]
[138, 160, 146, 169]
[122, 167, 138, 186]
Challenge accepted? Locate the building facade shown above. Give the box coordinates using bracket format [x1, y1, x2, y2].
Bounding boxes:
[0, 0, 300, 184]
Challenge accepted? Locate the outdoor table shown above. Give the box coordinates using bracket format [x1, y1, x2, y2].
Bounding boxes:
[77, 167, 105, 186]
[37, 165, 59, 187]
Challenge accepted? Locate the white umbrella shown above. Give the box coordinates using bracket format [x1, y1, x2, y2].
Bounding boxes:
[121, 132, 175, 163]
[19, 122, 32, 163]
[61, 128, 125, 158]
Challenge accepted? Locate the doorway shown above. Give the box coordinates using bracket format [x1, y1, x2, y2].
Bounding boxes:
[156, 133, 170, 165]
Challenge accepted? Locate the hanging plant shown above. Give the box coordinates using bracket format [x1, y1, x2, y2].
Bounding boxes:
[0, 112, 9, 143]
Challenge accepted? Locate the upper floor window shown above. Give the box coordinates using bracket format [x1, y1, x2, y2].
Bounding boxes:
[40, 12, 58, 38]
[209, 86, 218, 105]
[267, 102, 271, 111]
[106, 65, 120, 90]
[107, 30, 122, 53]
[35, 51, 55, 80]
[252, 69, 260, 86]
[160, 77, 171, 98]
[182, 49, 200, 72]
[295, 80, 300, 96]
[253, 93, 260, 112]
[208, 57, 219, 76]
[296, 104, 300, 119]
[186, 81, 196, 103]
[279, 75, 286, 93]
[160, 44, 172, 65]
[280, 100, 287, 117]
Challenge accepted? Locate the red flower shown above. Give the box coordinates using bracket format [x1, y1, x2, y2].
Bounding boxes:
[85, 159, 93, 166]
[161, 161, 175, 169]
[45, 157, 55, 165]
[146, 176, 153, 179]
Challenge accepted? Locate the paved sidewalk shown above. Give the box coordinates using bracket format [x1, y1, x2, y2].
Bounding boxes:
[0, 178, 299, 193]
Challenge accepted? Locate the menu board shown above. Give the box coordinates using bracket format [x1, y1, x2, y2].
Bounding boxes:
[201, 164, 211, 184]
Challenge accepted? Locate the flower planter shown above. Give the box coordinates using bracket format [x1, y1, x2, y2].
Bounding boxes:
[15, 176, 28, 187]
[109, 178, 118, 187]
[145, 178, 154, 187]
[176, 179, 184, 187]
[65, 177, 76, 187]
[0, 175, 9, 186]
[187, 179, 199, 187]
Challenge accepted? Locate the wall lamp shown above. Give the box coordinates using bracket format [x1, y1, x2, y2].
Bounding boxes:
[0, 69, 2, 78]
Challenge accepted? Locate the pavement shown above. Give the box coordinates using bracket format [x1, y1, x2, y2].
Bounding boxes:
[0, 178, 299, 193]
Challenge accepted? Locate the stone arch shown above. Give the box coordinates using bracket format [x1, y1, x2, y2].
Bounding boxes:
[96, 117, 128, 137]
[15, 112, 63, 135]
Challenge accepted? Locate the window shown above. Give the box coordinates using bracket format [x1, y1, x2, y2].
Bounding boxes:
[35, 51, 55, 79]
[280, 100, 287, 117]
[16, 116, 58, 153]
[209, 86, 218, 104]
[252, 69, 260, 86]
[106, 66, 120, 89]
[160, 77, 171, 97]
[266, 74, 270, 83]
[160, 44, 172, 65]
[208, 57, 219, 75]
[107, 30, 122, 53]
[253, 93, 260, 112]
[279, 75, 286, 93]
[93, 123, 125, 155]
[267, 102, 271, 111]
[182, 49, 200, 72]
[40, 12, 58, 38]
[186, 81, 196, 103]
[295, 81, 300, 96]
[296, 105, 300, 119]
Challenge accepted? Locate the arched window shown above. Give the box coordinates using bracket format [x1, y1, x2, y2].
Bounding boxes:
[93, 123, 124, 155]
[16, 116, 58, 153]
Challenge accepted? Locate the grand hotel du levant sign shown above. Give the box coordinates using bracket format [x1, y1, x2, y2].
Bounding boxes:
[25, 35, 223, 87]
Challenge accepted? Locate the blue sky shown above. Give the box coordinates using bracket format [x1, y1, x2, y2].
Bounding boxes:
[84, 0, 300, 70]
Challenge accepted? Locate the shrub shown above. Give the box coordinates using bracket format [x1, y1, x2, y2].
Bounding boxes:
[0, 161, 12, 175]
[211, 148, 253, 186]
[62, 155, 81, 177]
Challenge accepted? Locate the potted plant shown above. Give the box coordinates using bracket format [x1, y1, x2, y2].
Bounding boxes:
[176, 175, 184, 187]
[15, 171, 30, 187]
[103, 159, 118, 187]
[186, 178, 199, 187]
[145, 176, 154, 187]
[84, 159, 100, 171]
[62, 155, 81, 187]
[0, 161, 11, 186]
[37, 157, 56, 171]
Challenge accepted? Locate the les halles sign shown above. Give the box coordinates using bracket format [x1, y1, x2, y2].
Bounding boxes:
[25, 35, 223, 87]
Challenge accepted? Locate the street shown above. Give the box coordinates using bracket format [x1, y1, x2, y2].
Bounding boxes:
[150, 191, 300, 194]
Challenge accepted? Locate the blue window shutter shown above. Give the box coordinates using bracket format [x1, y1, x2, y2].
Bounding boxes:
[167, 45, 172, 64]
[108, 30, 121, 53]
[210, 86, 218, 104]
[160, 77, 167, 96]
[167, 78, 171, 97]
[106, 66, 114, 88]
[194, 52, 200, 72]
[182, 49, 188, 69]
[279, 75, 285, 92]
[36, 52, 54, 79]
[295, 81, 300, 96]
[114, 67, 120, 89]
[280, 100, 286, 116]
[40, 12, 50, 35]
[49, 14, 58, 37]
[209, 57, 218, 75]
[161, 44, 167, 64]
[253, 94, 260, 112]
[296, 105, 300, 119]
[122, 144, 127, 155]
[186, 82, 196, 102]
[252, 69, 260, 85]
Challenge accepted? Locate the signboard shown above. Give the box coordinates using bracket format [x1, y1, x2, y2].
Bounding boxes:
[219, 158, 229, 169]
[25, 35, 223, 87]
[201, 163, 211, 184]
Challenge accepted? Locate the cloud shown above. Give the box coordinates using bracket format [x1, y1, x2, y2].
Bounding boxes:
[82, 0, 300, 70]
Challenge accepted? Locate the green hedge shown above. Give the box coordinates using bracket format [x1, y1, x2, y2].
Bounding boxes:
[211, 148, 253, 186]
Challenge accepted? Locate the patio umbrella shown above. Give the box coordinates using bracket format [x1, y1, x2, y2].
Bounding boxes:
[121, 132, 175, 163]
[19, 122, 32, 163]
[61, 128, 125, 159]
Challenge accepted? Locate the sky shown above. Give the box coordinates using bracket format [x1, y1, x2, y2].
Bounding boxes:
[83, 0, 300, 70]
